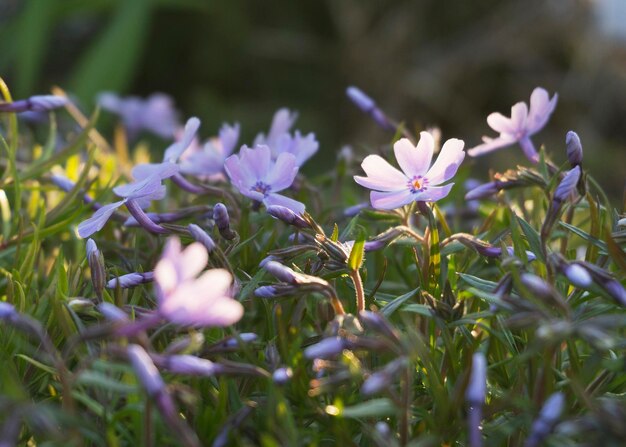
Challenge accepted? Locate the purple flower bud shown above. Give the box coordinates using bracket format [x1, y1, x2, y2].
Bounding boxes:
[521, 274, 553, 299]
[363, 239, 387, 252]
[50, 174, 75, 192]
[358, 310, 399, 342]
[159, 355, 218, 376]
[267, 205, 310, 229]
[466, 352, 487, 405]
[187, 224, 216, 252]
[213, 203, 236, 240]
[603, 279, 626, 306]
[87, 239, 106, 297]
[107, 271, 154, 289]
[0, 302, 16, 319]
[361, 371, 391, 396]
[221, 333, 259, 348]
[554, 166, 581, 203]
[346, 87, 376, 112]
[564, 264, 592, 288]
[124, 200, 169, 234]
[97, 303, 129, 322]
[0, 95, 67, 113]
[565, 131, 583, 166]
[525, 392, 565, 447]
[343, 202, 368, 217]
[465, 182, 499, 200]
[304, 337, 347, 360]
[127, 344, 166, 396]
[263, 261, 299, 284]
[255, 286, 278, 298]
[375, 422, 391, 438]
[272, 367, 293, 385]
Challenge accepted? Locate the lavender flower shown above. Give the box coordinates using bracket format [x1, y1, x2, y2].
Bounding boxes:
[179, 123, 240, 178]
[0, 95, 67, 113]
[272, 367, 293, 385]
[467, 87, 558, 163]
[77, 162, 177, 237]
[254, 108, 319, 166]
[304, 337, 347, 359]
[565, 131, 583, 166]
[187, 224, 216, 252]
[154, 237, 243, 327]
[553, 166, 581, 203]
[525, 392, 565, 447]
[98, 92, 179, 139]
[156, 354, 218, 376]
[127, 344, 166, 396]
[225, 144, 305, 213]
[354, 132, 465, 210]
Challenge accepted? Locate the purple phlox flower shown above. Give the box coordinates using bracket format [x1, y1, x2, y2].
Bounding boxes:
[354, 131, 465, 210]
[77, 162, 179, 238]
[127, 344, 166, 396]
[566, 131, 583, 166]
[224, 144, 305, 214]
[467, 87, 558, 163]
[130, 117, 200, 182]
[0, 95, 67, 113]
[179, 122, 240, 179]
[98, 92, 179, 139]
[154, 237, 244, 327]
[267, 205, 310, 229]
[254, 108, 318, 166]
[553, 165, 581, 203]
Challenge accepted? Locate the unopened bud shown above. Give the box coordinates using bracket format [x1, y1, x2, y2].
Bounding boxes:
[0, 95, 67, 113]
[107, 271, 154, 289]
[304, 337, 347, 359]
[272, 367, 293, 385]
[263, 261, 300, 284]
[521, 273, 554, 299]
[213, 203, 236, 240]
[525, 392, 565, 447]
[187, 224, 216, 252]
[466, 352, 487, 405]
[554, 166, 581, 203]
[0, 302, 16, 319]
[565, 131, 583, 167]
[564, 263, 592, 288]
[267, 205, 310, 229]
[127, 344, 165, 397]
[98, 302, 129, 322]
[68, 298, 95, 311]
[343, 202, 368, 217]
[87, 239, 106, 297]
[465, 181, 499, 200]
[157, 354, 218, 376]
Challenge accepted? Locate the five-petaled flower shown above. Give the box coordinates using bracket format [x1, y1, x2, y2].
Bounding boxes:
[467, 87, 558, 163]
[354, 131, 465, 210]
[178, 122, 240, 179]
[224, 144, 305, 213]
[155, 237, 243, 327]
[254, 108, 319, 167]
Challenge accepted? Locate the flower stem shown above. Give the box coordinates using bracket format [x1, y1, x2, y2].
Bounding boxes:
[349, 269, 365, 312]
[125, 200, 169, 234]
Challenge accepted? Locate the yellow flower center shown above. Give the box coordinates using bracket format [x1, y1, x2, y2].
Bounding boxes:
[412, 179, 422, 190]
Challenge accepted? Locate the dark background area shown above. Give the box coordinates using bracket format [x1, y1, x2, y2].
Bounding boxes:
[0, 0, 624, 197]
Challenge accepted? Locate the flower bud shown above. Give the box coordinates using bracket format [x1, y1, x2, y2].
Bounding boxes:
[521, 274, 554, 299]
[272, 367, 293, 385]
[565, 131, 583, 166]
[68, 298, 95, 311]
[0, 95, 67, 113]
[107, 271, 154, 289]
[465, 181, 499, 200]
[466, 352, 487, 405]
[564, 263, 592, 288]
[187, 224, 216, 252]
[97, 302, 129, 322]
[127, 344, 165, 397]
[525, 392, 565, 447]
[157, 354, 218, 376]
[358, 310, 399, 342]
[254, 285, 279, 298]
[343, 202, 368, 217]
[267, 205, 310, 229]
[304, 337, 347, 359]
[0, 302, 16, 319]
[86, 239, 106, 298]
[554, 166, 581, 203]
[346, 87, 376, 112]
[263, 261, 300, 284]
[213, 203, 236, 240]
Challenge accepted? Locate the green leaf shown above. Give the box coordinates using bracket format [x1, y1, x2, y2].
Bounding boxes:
[337, 398, 397, 418]
[560, 221, 608, 253]
[380, 288, 419, 317]
[330, 223, 339, 242]
[76, 370, 137, 394]
[15, 354, 57, 375]
[348, 235, 365, 271]
[516, 215, 544, 262]
[70, 0, 153, 101]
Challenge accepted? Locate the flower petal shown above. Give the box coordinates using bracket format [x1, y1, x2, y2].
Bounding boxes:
[527, 87, 557, 135]
[266, 152, 298, 192]
[266, 108, 297, 146]
[425, 138, 465, 185]
[163, 117, 200, 162]
[77, 200, 125, 238]
[178, 242, 209, 282]
[186, 298, 244, 327]
[219, 122, 240, 157]
[394, 132, 434, 177]
[370, 189, 414, 210]
[240, 145, 271, 182]
[264, 193, 306, 214]
[224, 153, 254, 190]
[413, 183, 454, 202]
[467, 136, 515, 157]
[354, 155, 407, 192]
[509, 101, 528, 133]
[486, 112, 515, 135]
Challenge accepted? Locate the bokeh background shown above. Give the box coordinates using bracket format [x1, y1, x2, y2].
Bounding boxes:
[0, 0, 624, 198]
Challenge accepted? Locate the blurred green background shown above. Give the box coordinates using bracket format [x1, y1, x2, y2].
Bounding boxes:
[1, 0, 624, 197]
